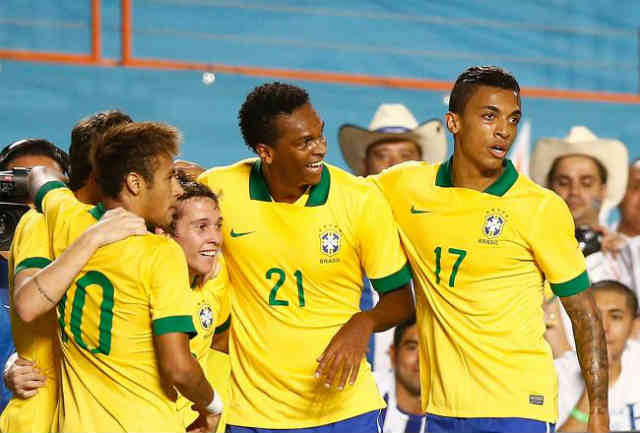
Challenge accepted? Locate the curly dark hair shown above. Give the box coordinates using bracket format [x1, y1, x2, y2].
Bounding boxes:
[449, 66, 520, 114]
[238, 82, 309, 152]
[69, 110, 133, 191]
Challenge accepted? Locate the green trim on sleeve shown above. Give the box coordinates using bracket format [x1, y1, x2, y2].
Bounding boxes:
[14, 257, 51, 275]
[214, 315, 231, 334]
[551, 270, 590, 297]
[34, 180, 67, 213]
[152, 315, 197, 339]
[370, 262, 412, 294]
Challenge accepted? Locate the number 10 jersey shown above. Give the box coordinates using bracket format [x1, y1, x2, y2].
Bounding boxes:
[37, 183, 197, 433]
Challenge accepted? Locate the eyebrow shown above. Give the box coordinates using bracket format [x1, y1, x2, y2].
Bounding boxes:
[481, 106, 522, 117]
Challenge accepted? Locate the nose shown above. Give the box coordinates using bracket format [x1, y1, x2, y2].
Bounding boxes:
[494, 118, 510, 141]
[312, 136, 327, 158]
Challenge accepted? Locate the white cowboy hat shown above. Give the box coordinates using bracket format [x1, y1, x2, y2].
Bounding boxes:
[338, 104, 448, 175]
[531, 126, 629, 214]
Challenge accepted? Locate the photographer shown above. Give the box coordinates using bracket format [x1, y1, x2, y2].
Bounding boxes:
[531, 126, 633, 350]
[0, 138, 70, 414]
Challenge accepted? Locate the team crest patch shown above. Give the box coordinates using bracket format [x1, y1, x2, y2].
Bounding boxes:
[319, 224, 341, 257]
[199, 305, 213, 329]
[481, 209, 509, 239]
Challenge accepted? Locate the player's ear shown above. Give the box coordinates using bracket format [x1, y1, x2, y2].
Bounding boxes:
[388, 344, 397, 369]
[124, 171, 143, 196]
[255, 143, 274, 165]
[445, 112, 460, 134]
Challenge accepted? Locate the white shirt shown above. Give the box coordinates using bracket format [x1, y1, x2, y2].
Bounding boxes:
[586, 236, 640, 297]
[374, 372, 427, 433]
[555, 340, 640, 431]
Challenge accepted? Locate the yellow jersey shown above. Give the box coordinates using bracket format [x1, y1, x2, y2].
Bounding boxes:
[372, 159, 589, 423]
[199, 159, 411, 428]
[178, 254, 231, 428]
[37, 182, 197, 432]
[0, 209, 59, 433]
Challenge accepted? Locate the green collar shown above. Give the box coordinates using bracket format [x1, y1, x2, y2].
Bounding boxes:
[249, 160, 330, 206]
[435, 157, 518, 197]
[88, 202, 106, 220]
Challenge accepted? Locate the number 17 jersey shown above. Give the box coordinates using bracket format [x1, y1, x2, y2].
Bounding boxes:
[37, 183, 197, 432]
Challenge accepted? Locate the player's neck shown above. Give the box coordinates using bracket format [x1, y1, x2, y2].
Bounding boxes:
[395, 381, 423, 416]
[102, 195, 139, 217]
[261, 163, 308, 204]
[74, 184, 101, 206]
[450, 151, 504, 192]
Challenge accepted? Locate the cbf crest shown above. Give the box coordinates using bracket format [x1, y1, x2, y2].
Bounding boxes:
[480, 208, 509, 243]
[319, 224, 341, 256]
[198, 304, 213, 330]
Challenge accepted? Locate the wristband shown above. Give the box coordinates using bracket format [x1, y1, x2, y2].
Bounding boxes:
[570, 408, 589, 424]
[205, 391, 223, 415]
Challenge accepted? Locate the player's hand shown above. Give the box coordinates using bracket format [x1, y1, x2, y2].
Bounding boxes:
[174, 160, 206, 181]
[595, 224, 626, 257]
[587, 409, 609, 433]
[187, 406, 221, 433]
[4, 357, 46, 398]
[315, 312, 374, 390]
[87, 207, 148, 248]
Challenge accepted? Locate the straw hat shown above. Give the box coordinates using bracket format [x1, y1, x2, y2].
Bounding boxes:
[338, 104, 447, 175]
[531, 126, 628, 213]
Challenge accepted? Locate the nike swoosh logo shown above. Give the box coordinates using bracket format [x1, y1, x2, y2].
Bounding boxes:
[410, 205, 431, 214]
[230, 229, 255, 238]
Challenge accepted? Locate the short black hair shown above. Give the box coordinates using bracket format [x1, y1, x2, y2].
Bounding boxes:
[393, 316, 417, 348]
[70, 110, 133, 191]
[0, 138, 69, 175]
[592, 280, 639, 316]
[547, 154, 608, 187]
[167, 180, 219, 235]
[449, 66, 520, 114]
[238, 82, 309, 152]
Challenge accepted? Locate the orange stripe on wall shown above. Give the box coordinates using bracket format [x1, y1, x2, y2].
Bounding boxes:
[1, 49, 639, 104]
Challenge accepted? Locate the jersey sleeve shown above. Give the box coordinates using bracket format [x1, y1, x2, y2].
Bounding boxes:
[148, 239, 197, 338]
[355, 183, 411, 294]
[36, 181, 79, 239]
[531, 194, 590, 297]
[11, 211, 52, 275]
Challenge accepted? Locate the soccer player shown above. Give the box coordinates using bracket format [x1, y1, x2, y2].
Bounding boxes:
[372, 66, 609, 433]
[27, 122, 222, 432]
[198, 82, 414, 432]
[165, 178, 231, 431]
[0, 113, 144, 433]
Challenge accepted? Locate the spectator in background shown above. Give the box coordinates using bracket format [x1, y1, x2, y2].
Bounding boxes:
[617, 159, 640, 240]
[0, 138, 70, 414]
[376, 317, 427, 433]
[556, 280, 640, 432]
[531, 126, 632, 345]
[338, 104, 447, 377]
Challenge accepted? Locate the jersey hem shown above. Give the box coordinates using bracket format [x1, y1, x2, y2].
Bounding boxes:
[370, 262, 412, 294]
[551, 270, 590, 297]
[152, 315, 197, 338]
[34, 180, 66, 213]
[14, 256, 52, 275]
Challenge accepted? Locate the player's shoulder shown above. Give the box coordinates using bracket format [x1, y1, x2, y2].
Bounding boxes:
[370, 160, 439, 197]
[514, 173, 569, 210]
[16, 208, 46, 232]
[198, 158, 255, 187]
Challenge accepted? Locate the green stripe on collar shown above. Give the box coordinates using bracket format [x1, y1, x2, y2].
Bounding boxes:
[34, 180, 66, 213]
[88, 203, 106, 220]
[249, 160, 330, 206]
[435, 158, 518, 197]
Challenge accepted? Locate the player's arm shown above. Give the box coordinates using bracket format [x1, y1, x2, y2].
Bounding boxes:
[532, 195, 608, 433]
[14, 208, 147, 322]
[27, 166, 65, 202]
[559, 290, 609, 432]
[316, 183, 414, 390]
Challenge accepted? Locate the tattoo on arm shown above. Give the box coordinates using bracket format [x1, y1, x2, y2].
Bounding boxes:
[561, 289, 608, 414]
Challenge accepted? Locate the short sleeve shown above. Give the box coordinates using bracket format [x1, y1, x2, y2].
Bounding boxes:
[149, 239, 197, 338]
[531, 194, 589, 297]
[11, 210, 52, 276]
[38, 182, 78, 235]
[355, 183, 411, 294]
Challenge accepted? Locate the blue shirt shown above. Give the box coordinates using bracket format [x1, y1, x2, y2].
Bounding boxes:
[0, 258, 15, 412]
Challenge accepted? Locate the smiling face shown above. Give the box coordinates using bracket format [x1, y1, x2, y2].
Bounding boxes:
[171, 196, 223, 279]
[446, 85, 521, 174]
[257, 102, 327, 188]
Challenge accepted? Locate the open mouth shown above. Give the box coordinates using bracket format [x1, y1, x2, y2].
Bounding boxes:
[305, 160, 323, 170]
[488, 144, 507, 158]
[199, 249, 218, 258]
